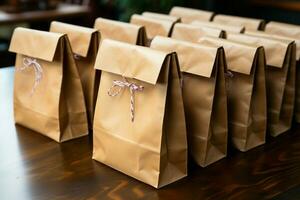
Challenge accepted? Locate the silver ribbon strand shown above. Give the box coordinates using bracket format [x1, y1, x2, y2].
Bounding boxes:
[73, 53, 82, 60]
[108, 77, 144, 122]
[18, 57, 43, 96]
[225, 70, 234, 78]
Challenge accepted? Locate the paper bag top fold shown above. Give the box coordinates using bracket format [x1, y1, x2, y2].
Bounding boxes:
[266, 21, 300, 38]
[246, 30, 296, 57]
[151, 36, 218, 78]
[191, 20, 245, 33]
[171, 23, 224, 42]
[227, 32, 289, 68]
[94, 17, 144, 45]
[142, 12, 180, 23]
[9, 27, 63, 62]
[213, 14, 264, 31]
[94, 39, 168, 84]
[50, 21, 98, 57]
[169, 6, 214, 23]
[265, 21, 300, 60]
[198, 36, 258, 74]
[130, 14, 175, 38]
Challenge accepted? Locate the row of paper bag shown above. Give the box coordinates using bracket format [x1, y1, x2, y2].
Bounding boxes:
[8, 6, 300, 188]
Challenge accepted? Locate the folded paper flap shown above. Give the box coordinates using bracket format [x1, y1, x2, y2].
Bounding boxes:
[9, 27, 63, 62]
[94, 18, 142, 44]
[142, 12, 180, 23]
[94, 17, 142, 31]
[267, 21, 300, 35]
[50, 21, 97, 57]
[191, 20, 245, 33]
[246, 29, 298, 60]
[246, 30, 293, 43]
[213, 14, 263, 30]
[265, 21, 300, 60]
[95, 39, 168, 84]
[198, 36, 257, 75]
[151, 36, 217, 78]
[169, 6, 213, 23]
[172, 23, 223, 38]
[227, 33, 289, 68]
[130, 14, 174, 38]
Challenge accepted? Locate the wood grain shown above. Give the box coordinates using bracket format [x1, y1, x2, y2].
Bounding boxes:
[1, 67, 300, 199]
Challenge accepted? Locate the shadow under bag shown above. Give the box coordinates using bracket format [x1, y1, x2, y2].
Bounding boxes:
[92, 39, 187, 188]
[199, 37, 267, 152]
[151, 36, 228, 167]
[9, 27, 88, 142]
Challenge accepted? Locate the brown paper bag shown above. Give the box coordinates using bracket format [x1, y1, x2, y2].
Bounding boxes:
[198, 37, 267, 151]
[151, 36, 228, 167]
[191, 20, 245, 34]
[213, 14, 265, 31]
[50, 21, 100, 130]
[9, 27, 88, 142]
[94, 17, 147, 45]
[130, 14, 176, 45]
[169, 6, 214, 23]
[171, 23, 225, 43]
[142, 11, 181, 23]
[244, 31, 296, 136]
[265, 22, 300, 123]
[92, 39, 187, 188]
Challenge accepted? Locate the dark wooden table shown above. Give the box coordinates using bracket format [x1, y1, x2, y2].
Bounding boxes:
[0, 3, 91, 25]
[1, 66, 300, 200]
[251, 0, 300, 12]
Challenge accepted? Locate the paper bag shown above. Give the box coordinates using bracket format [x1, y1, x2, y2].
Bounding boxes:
[151, 36, 228, 167]
[92, 39, 187, 188]
[130, 14, 176, 45]
[265, 21, 300, 123]
[171, 23, 225, 43]
[245, 30, 296, 136]
[169, 6, 214, 23]
[198, 37, 267, 151]
[213, 14, 265, 31]
[50, 21, 100, 130]
[191, 20, 245, 34]
[9, 27, 88, 142]
[94, 17, 147, 45]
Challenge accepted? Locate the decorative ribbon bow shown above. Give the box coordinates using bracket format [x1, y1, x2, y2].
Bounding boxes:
[18, 57, 43, 96]
[108, 77, 144, 122]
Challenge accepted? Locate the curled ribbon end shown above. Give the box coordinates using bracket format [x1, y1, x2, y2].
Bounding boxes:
[19, 57, 43, 97]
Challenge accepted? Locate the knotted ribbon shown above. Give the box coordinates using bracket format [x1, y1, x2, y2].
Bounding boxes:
[108, 77, 144, 122]
[17, 57, 43, 96]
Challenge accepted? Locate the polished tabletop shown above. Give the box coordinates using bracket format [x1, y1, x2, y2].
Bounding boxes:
[0, 4, 91, 25]
[1, 66, 300, 200]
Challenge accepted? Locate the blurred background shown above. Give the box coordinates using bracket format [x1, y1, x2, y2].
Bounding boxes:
[0, 0, 300, 67]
